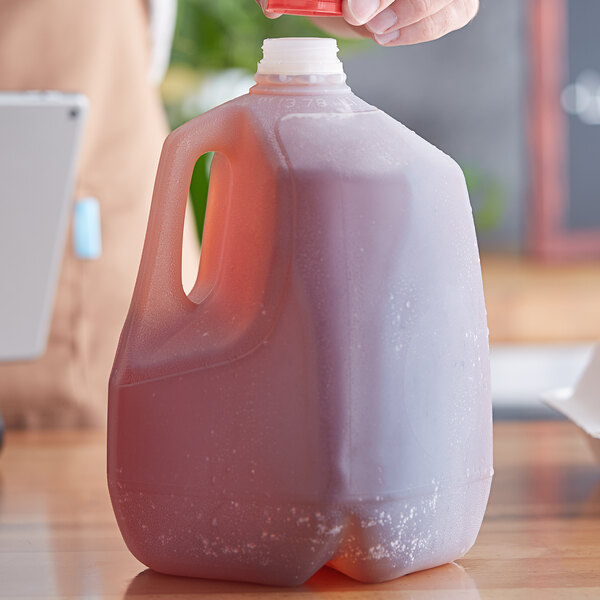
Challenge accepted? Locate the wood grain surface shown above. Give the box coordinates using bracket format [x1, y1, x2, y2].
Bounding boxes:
[1, 422, 599, 599]
[481, 254, 600, 344]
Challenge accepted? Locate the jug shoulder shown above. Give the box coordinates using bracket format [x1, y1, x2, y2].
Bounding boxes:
[273, 107, 465, 186]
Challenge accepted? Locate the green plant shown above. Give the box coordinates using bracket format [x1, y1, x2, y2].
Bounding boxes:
[462, 165, 507, 232]
[171, 0, 323, 73]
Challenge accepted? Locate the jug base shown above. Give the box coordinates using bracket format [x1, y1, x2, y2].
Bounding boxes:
[110, 473, 492, 586]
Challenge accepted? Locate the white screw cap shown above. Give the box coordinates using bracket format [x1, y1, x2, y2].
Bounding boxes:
[257, 37, 344, 76]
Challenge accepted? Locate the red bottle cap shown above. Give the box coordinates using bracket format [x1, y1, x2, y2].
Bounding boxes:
[265, 0, 343, 17]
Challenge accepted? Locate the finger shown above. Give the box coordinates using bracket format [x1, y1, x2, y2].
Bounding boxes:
[308, 17, 371, 40]
[372, 0, 478, 46]
[255, 0, 282, 18]
[365, 0, 454, 35]
[343, 0, 396, 27]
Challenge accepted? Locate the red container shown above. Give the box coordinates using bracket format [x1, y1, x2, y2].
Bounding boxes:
[266, 0, 343, 16]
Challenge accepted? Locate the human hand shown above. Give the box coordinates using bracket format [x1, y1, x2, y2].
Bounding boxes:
[255, 0, 479, 46]
[342, 0, 479, 45]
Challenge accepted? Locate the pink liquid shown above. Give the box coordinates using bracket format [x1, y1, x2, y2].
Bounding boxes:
[108, 62, 492, 586]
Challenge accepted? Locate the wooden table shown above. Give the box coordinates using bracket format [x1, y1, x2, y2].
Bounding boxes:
[481, 254, 600, 344]
[1, 422, 599, 599]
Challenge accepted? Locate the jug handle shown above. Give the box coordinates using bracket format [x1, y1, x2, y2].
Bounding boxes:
[131, 105, 240, 317]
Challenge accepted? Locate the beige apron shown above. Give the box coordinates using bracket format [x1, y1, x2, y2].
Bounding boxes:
[0, 0, 171, 427]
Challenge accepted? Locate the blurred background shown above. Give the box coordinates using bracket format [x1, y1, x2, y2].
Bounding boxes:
[163, 0, 600, 419]
[1, 0, 599, 427]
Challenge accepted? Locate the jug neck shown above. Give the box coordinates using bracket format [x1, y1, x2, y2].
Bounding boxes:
[251, 37, 351, 96]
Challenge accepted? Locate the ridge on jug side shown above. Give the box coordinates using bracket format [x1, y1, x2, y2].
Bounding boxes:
[108, 38, 493, 587]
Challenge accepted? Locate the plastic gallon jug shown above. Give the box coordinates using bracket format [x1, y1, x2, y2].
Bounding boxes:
[108, 38, 493, 586]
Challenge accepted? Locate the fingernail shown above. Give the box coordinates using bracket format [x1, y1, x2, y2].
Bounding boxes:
[365, 7, 398, 34]
[347, 0, 380, 25]
[374, 29, 400, 45]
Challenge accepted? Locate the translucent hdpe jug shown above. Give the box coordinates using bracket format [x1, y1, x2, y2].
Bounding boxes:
[108, 38, 493, 586]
